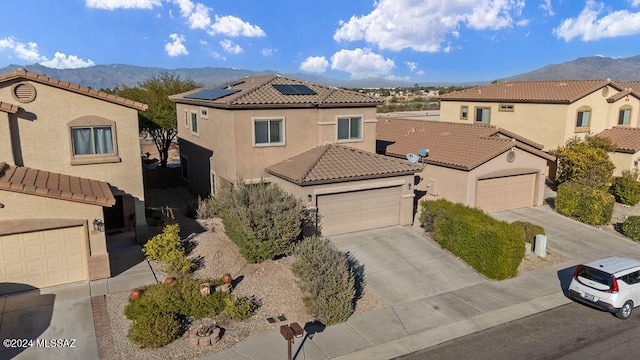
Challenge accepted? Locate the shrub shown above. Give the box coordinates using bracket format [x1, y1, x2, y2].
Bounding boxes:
[555, 182, 614, 225]
[511, 221, 546, 245]
[215, 180, 305, 263]
[622, 216, 640, 241]
[291, 236, 357, 325]
[613, 169, 640, 206]
[128, 312, 182, 348]
[142, 223, 193, 276]
[420, 200, 525, 280]
[223, 295, 260, 320]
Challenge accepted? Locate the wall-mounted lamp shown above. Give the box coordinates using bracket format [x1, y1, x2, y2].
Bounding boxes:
[407, 182, 412, 190]
[0, 203, 4, 209]
[93, 219, 105, 232]
[307, 194, 313, 202]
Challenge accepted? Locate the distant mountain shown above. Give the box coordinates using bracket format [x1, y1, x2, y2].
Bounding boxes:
[502, 55, 640, 81]
[0, 63, 421, 90]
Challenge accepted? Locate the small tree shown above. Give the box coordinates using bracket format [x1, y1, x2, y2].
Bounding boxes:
[551, 135, 615, 188]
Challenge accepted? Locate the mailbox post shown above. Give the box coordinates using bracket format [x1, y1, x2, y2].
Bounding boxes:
[280, 322, 304, 360]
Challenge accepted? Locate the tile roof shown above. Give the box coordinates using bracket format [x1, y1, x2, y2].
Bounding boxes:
[376, 118, 554, 171]
[438, 79, 639, 104]
[0, 162, 116, 207]
[598, 127, 640, 153]
[265, 143, 422, 186]
[0, 69, 147, 110]
[170, 75, 383, 109]
[0, 101, 19, 114]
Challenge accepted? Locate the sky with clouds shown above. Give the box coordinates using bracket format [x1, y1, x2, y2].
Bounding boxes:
[1, 0, 640, 83]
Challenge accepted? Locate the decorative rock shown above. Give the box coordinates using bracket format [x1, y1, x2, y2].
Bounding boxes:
[215, 283, 232, 293]
[164, 277, 176, 284]
[131, 289, 142, 300]
[222, 273, 232, 284]
[200, 283, 210, 296]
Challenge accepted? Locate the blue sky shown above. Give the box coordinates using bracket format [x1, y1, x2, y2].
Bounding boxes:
[2, 0, 640, 83]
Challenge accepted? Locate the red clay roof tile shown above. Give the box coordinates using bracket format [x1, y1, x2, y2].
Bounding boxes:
[598, 127, 640, 153]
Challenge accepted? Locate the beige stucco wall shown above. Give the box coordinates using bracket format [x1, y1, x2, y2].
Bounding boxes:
[440, 86, 640, 151]
[609, 151, 639, 177]
[269, 175, 416, 233]
[177, 104, 378, 186]
[0, 190, 110, 280]
[0, 112, 11, 161]
[414, 147, 548, 208]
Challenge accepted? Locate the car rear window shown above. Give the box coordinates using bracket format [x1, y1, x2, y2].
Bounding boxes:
[577, 266, 613, 287]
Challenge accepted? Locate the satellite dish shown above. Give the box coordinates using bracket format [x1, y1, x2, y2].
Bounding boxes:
[406, 153, 420, 164]
[418, 148, 429, 157]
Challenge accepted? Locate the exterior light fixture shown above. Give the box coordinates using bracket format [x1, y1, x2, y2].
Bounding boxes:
[93, 219, 105, 232]
[407, 182, 412, 190]
[307, 194, 312, 202]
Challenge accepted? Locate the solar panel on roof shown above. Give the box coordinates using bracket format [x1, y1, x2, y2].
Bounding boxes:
[184, 81, 244, 101]
[272, 84, 317, 95]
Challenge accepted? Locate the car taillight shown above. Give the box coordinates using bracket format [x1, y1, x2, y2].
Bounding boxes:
[606, 276, 619, 293]
[573, 265, 582, 279]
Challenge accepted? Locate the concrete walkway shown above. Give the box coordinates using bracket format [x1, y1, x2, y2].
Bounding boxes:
[201, 205, 640, 360]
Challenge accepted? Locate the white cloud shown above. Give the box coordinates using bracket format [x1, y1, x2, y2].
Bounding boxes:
[0, 36, 94, 68]
[554, 0, 640, 41]
[209, 15, 266, 37]
[406, 61, 418, 72]
[540, 0, 554, 16]
[86, 0, 161, 10]
[300, 56, 329, 73]
[219, 39, 243, 54]
[633, 0, 640, 7]
[330, 48, 395, 79]
[165, 33, 188, 56]
[262, 48, 276, 56]
[40, 52, 95, 69]
[334, 0, 526, 52]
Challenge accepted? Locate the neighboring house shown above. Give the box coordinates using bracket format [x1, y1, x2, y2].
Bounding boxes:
[170, 75, 421, 235]
[377, 117, 555, 213]
[439, 80, 640, 151]
[598, 127, 640, 177]
[0, 69, 147, 289]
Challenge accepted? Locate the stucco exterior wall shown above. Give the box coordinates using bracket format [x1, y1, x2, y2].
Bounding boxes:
[609, 151, 639, 177]
[0, 190, 110, 280]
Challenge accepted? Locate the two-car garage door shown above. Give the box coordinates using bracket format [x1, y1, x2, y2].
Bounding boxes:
[318, 186, 401, 236]
[476, 173, 537, 213]
[0, 226, 88, 288]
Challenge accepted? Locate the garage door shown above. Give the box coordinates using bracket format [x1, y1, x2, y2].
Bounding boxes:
[318, 186, 400, 236]
[476, 174, 536, 213]
[0, 226, 88, 288]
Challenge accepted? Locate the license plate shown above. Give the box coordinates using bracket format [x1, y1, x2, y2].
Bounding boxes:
[584, 293, 596, 302]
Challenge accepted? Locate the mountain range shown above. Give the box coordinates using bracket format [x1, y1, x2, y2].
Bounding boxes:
[2, 55, 640, 90]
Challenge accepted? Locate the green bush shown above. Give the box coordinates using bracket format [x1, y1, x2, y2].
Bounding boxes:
[555, 182, 614, 225]
[142, 223, 193, 276]
[124, 277, 256, 347]
[215, 180, 305, 263]
[291, 236, 357, 325]
[613, 170, 640, 206]
[420, 200, 525, 280]
[511, 221, 546, 245]
[128, 312, 182, 348]
[622, 216, 640, 241]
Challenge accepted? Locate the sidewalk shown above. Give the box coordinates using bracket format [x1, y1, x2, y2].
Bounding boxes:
[200, 205, 640, 360]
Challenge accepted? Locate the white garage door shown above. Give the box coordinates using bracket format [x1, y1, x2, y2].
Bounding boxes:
[318, 186, 400, 236]
[476, 174, 536, 213]
[0, 226, 88, 288]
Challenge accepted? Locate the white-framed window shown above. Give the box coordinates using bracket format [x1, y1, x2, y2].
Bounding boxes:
[68, 116, 119, 165]
[184, 109, 189, 128]
[576, 108, 591, 130]
[337, 116, 362, 141]
[253, 118, 284, 145]
[200, 107, 208, 119]
[210, 171, 216, 195]
[460, 106, 468, 120]
[475, 107, 490, 123]
[619, 107, 632, 125]
[499, 104, 514, 112]
[191, 112, 198, 134]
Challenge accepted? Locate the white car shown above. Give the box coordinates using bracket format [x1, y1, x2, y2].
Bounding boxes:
[568, 256, 640, 320]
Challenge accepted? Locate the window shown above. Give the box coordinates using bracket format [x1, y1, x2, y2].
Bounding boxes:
[576, 109, 591, 129]
[475, 107, 490, 123]
[180, 155, 189, 180]
[337, 116, 362, 141]
[68, 116, 119, 165]
[191, 112, 198, 134]
[184, 110, 189, 127]
[460, 106, 468, 120]
[210, 172, 216, 195]
[254, 119, 284, 145]
[200, 108, 208, 119]
[499, 104, 514, 112]
[619, 108, 632, 125]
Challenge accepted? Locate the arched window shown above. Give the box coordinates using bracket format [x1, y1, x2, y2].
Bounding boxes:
[68, 116, 120, 165]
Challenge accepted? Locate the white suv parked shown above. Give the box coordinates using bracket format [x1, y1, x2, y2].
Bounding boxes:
[568, 256, 640, 320]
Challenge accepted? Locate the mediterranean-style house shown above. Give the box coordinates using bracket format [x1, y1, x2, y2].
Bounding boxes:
[170, 75, 421, 236]
[0, 69, 147, 289]
[377, 117, 555, 213]
[439, 79, 640, 151]
[598, 127, 640, 177]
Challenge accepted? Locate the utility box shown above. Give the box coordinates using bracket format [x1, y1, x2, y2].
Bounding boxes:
[534, 234, 547, 258]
